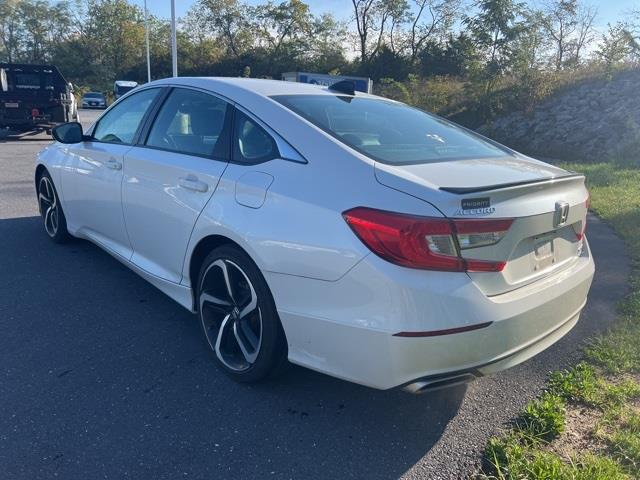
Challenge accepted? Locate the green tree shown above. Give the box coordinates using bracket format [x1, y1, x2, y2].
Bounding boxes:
[540, 0, 597, 70]
[305, 13, 348, 73]
[404, 0, 461, 63]
[464, 0, 525, 122]
[0, 0, 21, 62]
[419, 32, 480, 77]
[83, 0, 145, 79]
[510, 8, 549, 71]
[0, 0, 73, 63]
[195, 0, 253, 59]
[596, 22, 634, 71]
[351, 0, 409, 64]
[253, 0, 313, 61]
[180, 6, 224, 74]
[465, 0, 524, 83]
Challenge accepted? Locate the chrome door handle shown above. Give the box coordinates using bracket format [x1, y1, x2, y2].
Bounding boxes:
[105, 158, 122, 170]
[178, 176, 209, 193]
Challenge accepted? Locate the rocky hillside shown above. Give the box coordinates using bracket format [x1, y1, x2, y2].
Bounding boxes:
[479, 69, 640, 163]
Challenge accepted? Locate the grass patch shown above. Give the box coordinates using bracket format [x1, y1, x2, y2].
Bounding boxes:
[610, 429, 640, 473]
[519, 392, 566, 442]
[481, 162, 640, 479]
[585, 319, 640, 374]
[548, 363, 601, 404]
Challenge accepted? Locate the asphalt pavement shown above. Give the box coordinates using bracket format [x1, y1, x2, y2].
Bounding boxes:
[0, 110, 630, 479]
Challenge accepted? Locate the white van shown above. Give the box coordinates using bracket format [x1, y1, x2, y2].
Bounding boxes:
[113, 80, 138, 99]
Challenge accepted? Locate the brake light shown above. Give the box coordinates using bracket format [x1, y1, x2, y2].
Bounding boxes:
[31, 108, 39, 118]
[343, 207, 512, 272]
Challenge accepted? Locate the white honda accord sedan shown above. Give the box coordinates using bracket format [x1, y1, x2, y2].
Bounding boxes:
[35, 77, 594, 392]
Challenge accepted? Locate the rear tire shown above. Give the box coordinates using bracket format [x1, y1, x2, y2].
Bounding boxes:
[197, 245, 288, 383]
[50, 105, 66, 123]
[37, 170, 71, 244]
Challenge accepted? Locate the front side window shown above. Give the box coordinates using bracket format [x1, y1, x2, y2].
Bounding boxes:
[146, 88, 231, 158]
[233, 111, 278, 164]
[272, 95, 509, 165]
[93, 88, 159, 145]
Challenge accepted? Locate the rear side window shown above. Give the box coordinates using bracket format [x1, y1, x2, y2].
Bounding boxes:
[272, 95, 509, 165]
[233, 111, 278, 164]
[146, 88, 231, 159]
[93, 88, 159, 145]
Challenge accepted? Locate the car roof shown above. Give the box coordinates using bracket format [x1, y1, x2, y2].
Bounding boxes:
[149, 76, 377, 99]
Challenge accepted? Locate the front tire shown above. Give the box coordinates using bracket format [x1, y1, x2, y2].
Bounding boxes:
[37, 171, 71, 243]
[197, 245, 287, 383]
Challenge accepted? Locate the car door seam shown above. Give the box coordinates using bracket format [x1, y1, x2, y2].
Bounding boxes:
[119, 144, 138, 261]
[178, 161, 232, 285]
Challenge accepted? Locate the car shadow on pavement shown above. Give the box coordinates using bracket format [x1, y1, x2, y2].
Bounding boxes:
[0, 130, 51, 142]
[0, 216, 465, 480]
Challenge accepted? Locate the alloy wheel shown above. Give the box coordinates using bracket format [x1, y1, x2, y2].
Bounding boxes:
[199, 259, 263, 372]
[38, 176, 59, 237]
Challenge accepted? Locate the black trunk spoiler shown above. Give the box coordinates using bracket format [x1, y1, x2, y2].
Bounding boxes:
[439, 173, 585, 195]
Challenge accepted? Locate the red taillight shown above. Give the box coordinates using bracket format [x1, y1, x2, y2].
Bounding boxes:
[585, 190, 591, 210]
[31, 108, 39, 118]
[343, 207, 512, 272]
[575, 192, 590, 241]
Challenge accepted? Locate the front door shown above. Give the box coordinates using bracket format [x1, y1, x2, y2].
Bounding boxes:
[61, 88, 162, 259]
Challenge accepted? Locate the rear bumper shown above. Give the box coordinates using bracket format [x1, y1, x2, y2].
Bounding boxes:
[400, 302, 583, 393]
[1, 111, 53, 128]
[269, 239, 594, 390]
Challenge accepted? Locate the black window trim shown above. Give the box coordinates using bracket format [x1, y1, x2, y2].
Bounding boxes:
[86, 86, 166, 146]
[231, 103, 306, 165]
[136, 85, 234, 162]
[230, 106, 281, 166]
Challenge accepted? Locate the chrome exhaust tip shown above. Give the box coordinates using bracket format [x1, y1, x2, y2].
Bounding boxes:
[402, 373, 477, 394]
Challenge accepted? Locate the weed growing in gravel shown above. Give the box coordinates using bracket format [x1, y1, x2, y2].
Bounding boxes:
[519, 392, 566, 441]
[548, 363, 600, 404]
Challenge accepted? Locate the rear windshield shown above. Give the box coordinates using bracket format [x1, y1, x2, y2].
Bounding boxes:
[116, 85, 136, 94]
[84, 93, 103, 98]
[272, 94, 509, 165]
[14, 73, 41, 89]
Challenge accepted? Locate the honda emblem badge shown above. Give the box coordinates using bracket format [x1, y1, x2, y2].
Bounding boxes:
[554, 201, 570, 227]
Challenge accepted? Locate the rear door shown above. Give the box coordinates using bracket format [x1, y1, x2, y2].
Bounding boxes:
[122, 87, 232, 283]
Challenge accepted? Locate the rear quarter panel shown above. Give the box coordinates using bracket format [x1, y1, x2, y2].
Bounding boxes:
[182, 123, 445, 284]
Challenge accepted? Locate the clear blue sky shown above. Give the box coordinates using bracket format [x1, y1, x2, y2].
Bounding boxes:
[130, 0, 637, 28]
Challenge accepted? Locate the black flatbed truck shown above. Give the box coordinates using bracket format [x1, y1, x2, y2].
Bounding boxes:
[0, 63, 78, 134]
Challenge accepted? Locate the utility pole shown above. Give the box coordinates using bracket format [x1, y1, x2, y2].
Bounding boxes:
[170, 0, 178, 77]
[144, 0, 151, 82]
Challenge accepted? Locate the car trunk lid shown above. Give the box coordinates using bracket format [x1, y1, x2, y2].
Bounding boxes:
[375, 157, 589, 296]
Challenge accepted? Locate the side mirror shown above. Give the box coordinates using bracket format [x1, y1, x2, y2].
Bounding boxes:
[52, 122, 84, 144]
